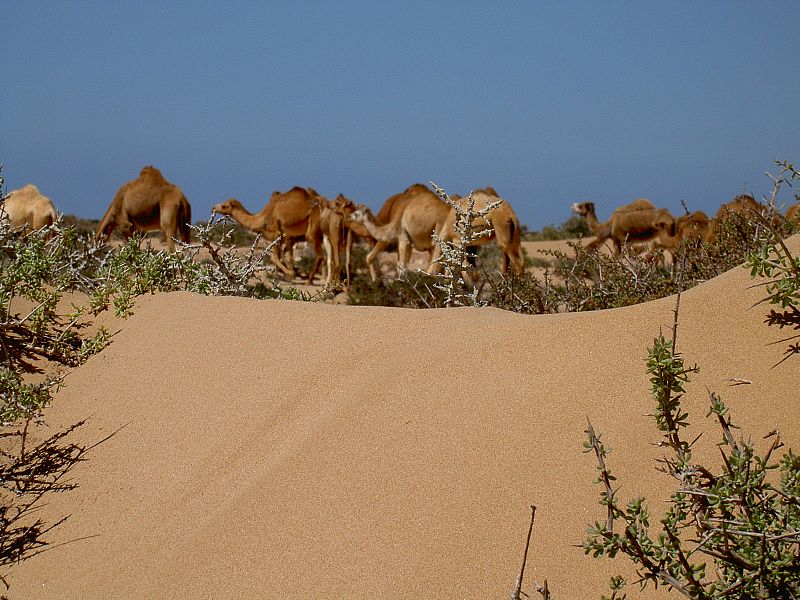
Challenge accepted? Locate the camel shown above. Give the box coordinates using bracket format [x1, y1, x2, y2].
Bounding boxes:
[714, 194, 762, 220]
[571, 199, 675, 256]
[650, 210, 713, 260]
[96, 166, 191, 252]
[306, 193, 373, 285]
[675, 210, 713, 243]
[711, 194, 782, 239]
[1, 184, 58, 233]
[348, 184, 451, 281]
[212, 186, 323, 283]
[428, 188, 525, 275]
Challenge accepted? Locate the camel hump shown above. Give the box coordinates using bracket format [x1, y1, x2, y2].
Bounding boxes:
[19, 184, 41, 194]
[688, 210, 710, 222]
[617, 198, 656, 213]
[476, 186, 499, 197]
[405, 183, 431, 194]
[7, 184, 42, 199]
[139, 165, 167, 183]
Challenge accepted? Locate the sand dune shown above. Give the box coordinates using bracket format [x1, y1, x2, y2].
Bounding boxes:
[10, 238, 799, 599]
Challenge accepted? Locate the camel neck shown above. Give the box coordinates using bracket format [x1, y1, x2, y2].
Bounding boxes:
[359, 210, 397, 242]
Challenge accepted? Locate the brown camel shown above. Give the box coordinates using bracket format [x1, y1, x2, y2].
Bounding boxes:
[306, 193, 373, 285]
[650, 210, 713, 260]
[675, 210, 713, 243]
[349, 184, 451, 281]
[96, 166, 191, 251]
[429, 188, 525, 275]
[710, 194, 782, 239]
[714, 194, 762, 220]
[571, 199, 675, 255]
[2, 184, 58, 233]
[212, 187, 323, 283]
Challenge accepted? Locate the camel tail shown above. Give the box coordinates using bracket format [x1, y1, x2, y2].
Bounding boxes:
[501, 216, 525, 274]
[179, 196, 192, 243]
[509, 217, 520, 246]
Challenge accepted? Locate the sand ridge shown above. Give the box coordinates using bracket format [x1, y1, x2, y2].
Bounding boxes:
[9, 237, 800, 599]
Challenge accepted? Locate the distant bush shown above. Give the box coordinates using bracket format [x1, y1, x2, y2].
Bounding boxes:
[522, 215, 591, 241]
[347, 271, 446, 308]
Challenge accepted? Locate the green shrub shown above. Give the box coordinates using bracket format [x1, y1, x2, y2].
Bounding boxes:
[582, 333, 800, 598]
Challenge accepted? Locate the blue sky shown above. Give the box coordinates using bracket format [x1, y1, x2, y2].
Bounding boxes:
[3, 1, 799, 229]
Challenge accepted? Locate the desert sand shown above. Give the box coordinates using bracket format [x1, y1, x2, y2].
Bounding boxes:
[8, 237, 799, 599]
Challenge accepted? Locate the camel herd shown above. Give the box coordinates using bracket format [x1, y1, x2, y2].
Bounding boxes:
[212, 180, 525, 285]
[3, 165, 800, 285]
[571, 194, 798, 262]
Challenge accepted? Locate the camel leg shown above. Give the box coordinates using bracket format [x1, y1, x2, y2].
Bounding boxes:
[500, 250, 510, 274]
[323, 235, 334, 285]
[345, 229, 353, 285]
[269, 242, 296, 280]
[397, 235, 413, 276]
[160, 204, 179, 252]
[511, 250, 525, 274]
[428, 240, 443, 275]
[305, 240, 324, 285]
[366, 240, 389, 282]
[327, 223, 341, 284]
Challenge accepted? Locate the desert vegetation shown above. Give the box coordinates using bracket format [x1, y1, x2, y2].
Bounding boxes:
[511, 161, 800, 599]
[1, 159, 798, 597]
[513, 249, 800, 599]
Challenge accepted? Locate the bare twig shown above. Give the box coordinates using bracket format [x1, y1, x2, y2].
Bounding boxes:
[512, 505, 536, 600]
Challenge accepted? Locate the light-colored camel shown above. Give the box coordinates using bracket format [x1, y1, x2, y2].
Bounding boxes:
[306, 193, 373, 285]
[570, 199, 675, 255]
[349, 184, 451, 281]
[429, 188, 525, 275]
[212, 186, 323, 283]
[1, 184, 58, 233]
[96, 166, 191, 251]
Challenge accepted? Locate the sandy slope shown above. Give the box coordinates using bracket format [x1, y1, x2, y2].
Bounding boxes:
[10, 238, 799, 599]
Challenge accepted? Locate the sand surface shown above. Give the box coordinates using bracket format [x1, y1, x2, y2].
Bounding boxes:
[9, 237, 799, 599]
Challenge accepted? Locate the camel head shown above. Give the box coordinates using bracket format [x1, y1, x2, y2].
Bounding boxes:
[676, 211, 712, 242]
[331, 195, 355, 215]
[211, 199, 243, 216]
[95, 220, 114, 240]
[571, 202, 595, 218]
[651, 211, 677, 238]
[348, 205, 372, 224]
